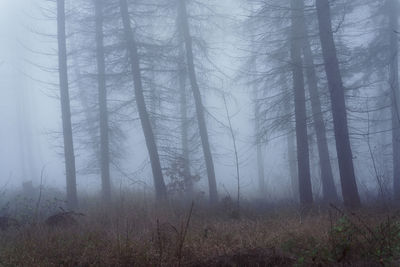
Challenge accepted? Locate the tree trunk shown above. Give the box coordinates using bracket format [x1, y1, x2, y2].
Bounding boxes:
[316, 0, 361, 208]
[95, 0, 111, 203]
[149, 59, 158, 138]
[298, 0, 338, 203]
[57, 0, 78, 210]
[389, 0, 400, 200]
[290, 0, 313, 206]
[119, 0, 167, 200]
[249, 5, 265, 196]
[177, 0, 218, 203]
[282, 74, 299, 202]
[287, 125, 299, 202]
[178, 44, 193, 196]
[255, 118, 266, 196]
[253, 74, 265, 196]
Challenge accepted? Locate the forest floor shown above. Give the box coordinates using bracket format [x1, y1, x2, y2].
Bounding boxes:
[0, 196, 399, 266]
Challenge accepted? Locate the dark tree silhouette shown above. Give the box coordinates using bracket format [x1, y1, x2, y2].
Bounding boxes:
[316, 0, 361, 208]
[94, 0, 111, 203]
[290, 0, 313, 205]
[119, 0, 167, 200]
[177, 0, 218, 203]
[56, 0, 78, 210]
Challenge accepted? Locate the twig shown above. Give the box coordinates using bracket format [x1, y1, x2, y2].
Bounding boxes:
[222, 93, 240, 211]
[177, 202, 194, 267]
[34, 166, 46, 225]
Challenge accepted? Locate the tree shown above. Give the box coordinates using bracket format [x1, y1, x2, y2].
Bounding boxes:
[94, 0, 111, 203]
[177, 0, 218, 203]
[316, 0, 361, 208]
[388, 0, 400, 200]
[290, 0, 313, 205]
[56, 0, 78, 210]
[248, 3, 266, 196]
[298, 0, 338, 203]
[254, 87, 266, 196]
[119, 0, 167, 200]
[178, 42, 193, 196]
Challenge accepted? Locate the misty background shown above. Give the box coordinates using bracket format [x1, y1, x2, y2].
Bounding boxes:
[0, 0, 388, 203]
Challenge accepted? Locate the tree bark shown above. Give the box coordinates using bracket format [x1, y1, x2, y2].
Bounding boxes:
[119, 0, 167, 200]
[389, 0, 400, 200]
[177, 0, 218, 203]
[290, 0, 313, 206]
[316, 0, 361, 208]
[95, 0, 111, 203]
[298, 0, 338, 203]
[57, 0, 78, 210]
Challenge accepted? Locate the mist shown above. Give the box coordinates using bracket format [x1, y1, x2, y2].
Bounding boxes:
[0, 0, 400, 265]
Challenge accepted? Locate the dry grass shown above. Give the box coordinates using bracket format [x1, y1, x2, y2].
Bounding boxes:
[0, 196, 399, 266]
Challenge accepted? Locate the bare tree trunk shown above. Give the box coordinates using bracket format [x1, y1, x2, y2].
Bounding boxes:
[149, 59, 158, 138]
[249, 6, 265, 196]
[287, 125, 299, 202]
[119, 0, 167, 200]
[253, 72, 265, 196]
[177, 0, 218, 203]
[255, 113, 266, 196]
[298, 0, 338, 203]
[290, 0, 313, 206]
[389, 0, 400, 200]
[72, 58, 98, 155]
[282, 74, 299, 201]
[57, 0, 78, 210]
[178, 44, 193, 196]
[223, 95, 240, 209]
[95, 0, 111, 203]
[316, 0, 361, 208]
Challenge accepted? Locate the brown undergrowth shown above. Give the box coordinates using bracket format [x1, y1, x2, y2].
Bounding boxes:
[0, 196, 399, 266]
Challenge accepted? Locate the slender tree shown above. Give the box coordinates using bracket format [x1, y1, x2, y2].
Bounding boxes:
[94, 0, 111, 203]
[255, 91, 266, 195]
[290, 0, 313, 205]
[56, 0, 78, 210]
[316, 0, 361, 207]
[388, 0, 400, 200]
[177, 0, 218, 203]
[298, 0, 338, 203]
[287, 123, 299, 201]
[178, 43, 193, 196]
[119, 0, 167, 200]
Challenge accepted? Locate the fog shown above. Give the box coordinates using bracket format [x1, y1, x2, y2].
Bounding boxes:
[0, 0, 397, 207]
[0, 0, 274, 199]
[3, 0, 400, 265]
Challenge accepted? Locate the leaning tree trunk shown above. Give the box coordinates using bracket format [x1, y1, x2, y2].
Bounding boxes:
[177, 0, 218, 203]
[298, 0, 338, 203]
[316, 0, 361, 208]
[95, 0, 111, 203]
[57, 0, 78, 210]
[389, 0, 400, 200]
[119, 0, 167, 200]
[290, 0, 313, 206]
